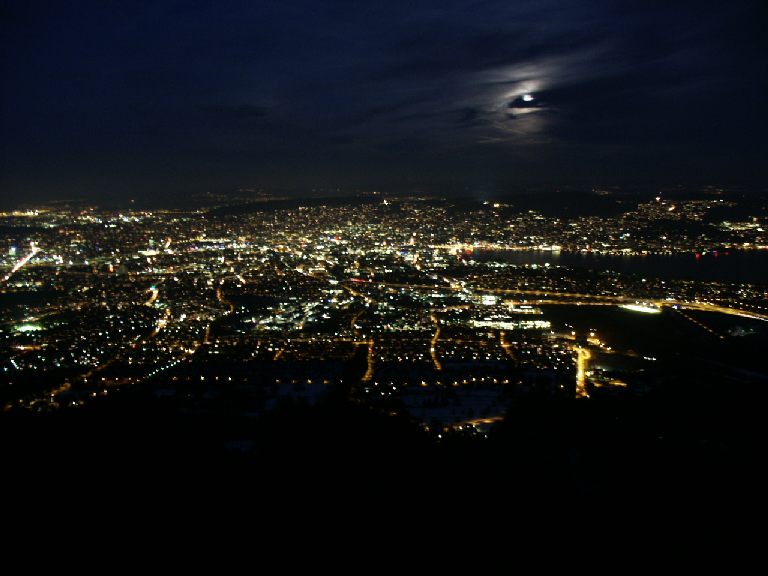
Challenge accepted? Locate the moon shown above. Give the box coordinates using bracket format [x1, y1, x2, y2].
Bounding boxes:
[522, 94, 534, 102]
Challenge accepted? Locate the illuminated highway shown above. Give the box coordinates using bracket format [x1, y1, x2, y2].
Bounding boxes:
[362, 339, 375, 382]
[216, 283, 235, 313]
[350, 310, 364, 336]
[429, 312, 442, 371]
[2, 243, 41, 283]
[668, 300, 768, 322]
[144, 285, 159, 306]
[499, 331, 517, 363]
[575, 346, 591, 399]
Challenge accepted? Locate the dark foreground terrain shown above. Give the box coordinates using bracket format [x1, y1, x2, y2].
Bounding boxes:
[3, 370, 767, 514]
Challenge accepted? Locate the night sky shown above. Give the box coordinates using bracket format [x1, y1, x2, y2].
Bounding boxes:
[1, 0, 766, 203]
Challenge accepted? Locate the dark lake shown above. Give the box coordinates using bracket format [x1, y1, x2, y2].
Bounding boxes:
[471, 249, 768, 283]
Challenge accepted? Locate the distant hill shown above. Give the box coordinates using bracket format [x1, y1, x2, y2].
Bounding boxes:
[206, 195, 381, 216]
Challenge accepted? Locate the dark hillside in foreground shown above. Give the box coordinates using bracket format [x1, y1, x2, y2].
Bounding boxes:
[3, 370, 767, 508]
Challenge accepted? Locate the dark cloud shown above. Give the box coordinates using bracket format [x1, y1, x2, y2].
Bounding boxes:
[456, 107, 480, 125]
[203, 105, 270, 119]
[1, 0, 766, 202]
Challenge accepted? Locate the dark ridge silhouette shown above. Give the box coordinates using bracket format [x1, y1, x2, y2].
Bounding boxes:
[206, 195, 381, 217]
[3, 367, 767, 510]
